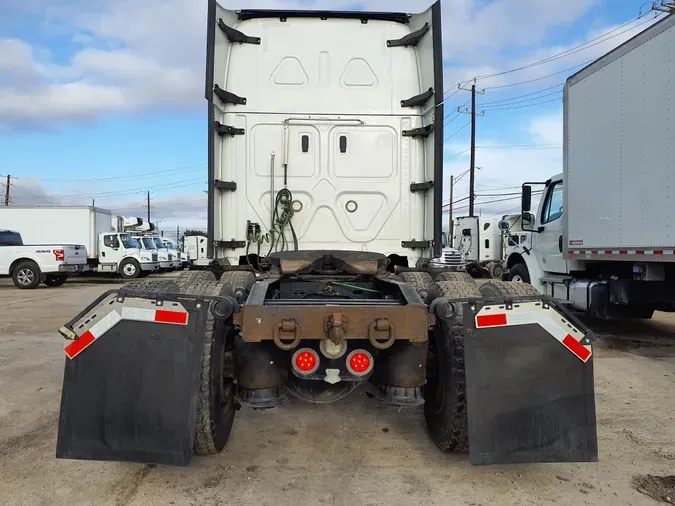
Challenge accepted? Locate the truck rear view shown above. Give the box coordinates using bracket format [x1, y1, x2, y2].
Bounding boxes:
[56, 1, 598, 468]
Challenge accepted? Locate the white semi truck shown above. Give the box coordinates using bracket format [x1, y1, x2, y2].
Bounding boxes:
[0, 207, 159, 279]
[505, 13, 675, 319]
[56, 2, 598, 468]
[452, 216, 504, 278]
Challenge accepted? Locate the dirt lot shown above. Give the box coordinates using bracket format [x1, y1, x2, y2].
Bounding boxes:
[0, 277, 674, 506]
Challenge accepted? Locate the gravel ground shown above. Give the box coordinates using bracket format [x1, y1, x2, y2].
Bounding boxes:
[0, 276, 673, 506]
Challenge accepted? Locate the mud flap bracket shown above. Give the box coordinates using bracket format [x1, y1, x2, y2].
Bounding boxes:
[462, 298, 598, 465]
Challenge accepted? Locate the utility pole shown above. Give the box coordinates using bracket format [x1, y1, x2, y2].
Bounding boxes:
[4, 174, 9, 206]
[176, 225, 180, 244]
[92, 199, 95, 207]
[458, 82, 485, 217]
[448, 175, 454, 247]
[147, 191, 151, 224]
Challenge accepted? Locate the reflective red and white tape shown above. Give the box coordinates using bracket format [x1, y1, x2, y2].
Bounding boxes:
[64, 307, 188, 359]
[569, 249, 674, 257]
[474, 303, 592, 362]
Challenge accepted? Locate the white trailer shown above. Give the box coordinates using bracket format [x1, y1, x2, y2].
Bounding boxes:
[506, 14, 675, 318]
[0, 207, 159, 278]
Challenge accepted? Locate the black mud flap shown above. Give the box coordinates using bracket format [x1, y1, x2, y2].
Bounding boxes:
[56, 291, 219, 466]
[462, 299, 598, 465]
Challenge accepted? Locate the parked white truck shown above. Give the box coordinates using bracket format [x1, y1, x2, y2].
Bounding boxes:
[505, 14, 675, 319]
[0, 207, 159, 279]
[0, 229, 87, 288]
[184, 235, 209, 268]
[452, 216, 504, 278]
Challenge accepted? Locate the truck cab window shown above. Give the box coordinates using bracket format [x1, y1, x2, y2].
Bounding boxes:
[103, 235, 117, 248]
[542, 182, 563, 224]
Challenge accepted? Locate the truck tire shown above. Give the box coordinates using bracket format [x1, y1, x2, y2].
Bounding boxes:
[176, 270, 216, 290]
[507, 263, 530, 283]
[490, 263, 505, 279]
[12, 261, 41, 289]
[434, 271, 474, 284]
[119, 258, 141, 280]
[122, 279, 179, 293]
[424, 280, 481, 452]
[479, 280, 540, 298]
[398, 271, 434, 299]
[189, 280, 237, 455]
[218, 271, 255, 304]
[44, 274, 68, 287]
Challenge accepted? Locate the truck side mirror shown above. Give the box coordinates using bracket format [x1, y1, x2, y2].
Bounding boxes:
[521, 185, 532, 213]
[522, 212, 534, 227]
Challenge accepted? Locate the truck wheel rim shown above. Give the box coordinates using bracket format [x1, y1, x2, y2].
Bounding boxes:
[124, 264, 136, 276]
[17, 269, 34, 285]
[511, 275, 523, 282]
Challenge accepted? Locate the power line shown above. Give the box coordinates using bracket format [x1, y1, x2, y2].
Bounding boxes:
[480, 89, 563, 109]
[477, 82, 564, 107]
[484, 61, 593, 90]
[443, 120, 471, 142]
[477, 144, 562, 149]
[475, 15, 654, 82]
[45, 180, 207, 199]
[483, 97, 562, 111]
[31, 162, 207, 183]
[444, 147, 471, 161]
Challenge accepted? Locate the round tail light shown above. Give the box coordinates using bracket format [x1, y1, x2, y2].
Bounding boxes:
[292, 348, 319, 375]
[346, 350, 374, 376]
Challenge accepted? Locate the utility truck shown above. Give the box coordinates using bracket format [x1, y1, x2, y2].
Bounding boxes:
[0, 207, 159, 279]
[162, 237, 189, 269]
[505, 13, 675, 320]
[56, 2, 597, 468]
[0, 230, 87, 288]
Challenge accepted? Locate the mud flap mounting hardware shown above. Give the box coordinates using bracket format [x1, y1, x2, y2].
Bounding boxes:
[215, 239, 246, 250]
[213, 84, 247, 106]
[401, 87, 434, 108]
[459, 298, 598, 465]
[218, 18, 261, 45]
[387, 22, 429, 47]
[402, 124, 434, 138]
[410, 181, 434, 193]
[214, 179, 237, 192]
[401, 240, 430, 250]
[215, 122, 245, 137]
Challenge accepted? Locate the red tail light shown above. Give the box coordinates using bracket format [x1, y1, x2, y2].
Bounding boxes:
[53, 249, 65, 261]
[346, 350, 373, 376]
[292, 348, 319, 375]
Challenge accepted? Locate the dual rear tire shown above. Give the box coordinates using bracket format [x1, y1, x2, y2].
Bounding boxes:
[175, 270, 255, 455]
[424, 278, 539, 453]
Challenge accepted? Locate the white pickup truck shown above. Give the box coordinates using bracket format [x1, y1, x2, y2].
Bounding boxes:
[0, 230, 88, 289]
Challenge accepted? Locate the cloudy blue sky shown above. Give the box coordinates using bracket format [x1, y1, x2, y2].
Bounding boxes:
[0, 0, 662, 235]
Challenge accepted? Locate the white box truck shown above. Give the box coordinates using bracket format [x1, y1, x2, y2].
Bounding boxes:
[505, 14, 675, 318]
[0, 207, 159, 279]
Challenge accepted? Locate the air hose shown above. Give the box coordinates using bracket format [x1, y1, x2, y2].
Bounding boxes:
[246, 188, 298, 265]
